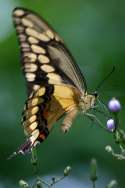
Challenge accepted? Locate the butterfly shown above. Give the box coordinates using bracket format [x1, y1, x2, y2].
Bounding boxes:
[11, 7, 97, 157]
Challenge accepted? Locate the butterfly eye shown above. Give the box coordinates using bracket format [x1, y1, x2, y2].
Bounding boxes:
[94, 91, 98, 98]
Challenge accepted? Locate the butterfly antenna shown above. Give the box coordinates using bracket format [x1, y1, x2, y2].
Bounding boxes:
[93, 98, 110, 118]
[97, 98, 110, 114]
[95, 66, 115, 92]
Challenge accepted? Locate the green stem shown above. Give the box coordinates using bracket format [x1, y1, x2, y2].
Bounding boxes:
[31, 148, 38, 174]
[40, 179, 51, 187]
[92, 181, 96, 188]
[50, 176, 65, 186]
[40, 176, 66, 187]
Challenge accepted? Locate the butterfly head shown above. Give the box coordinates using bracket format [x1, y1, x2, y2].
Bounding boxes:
[79, 91, 98, 112]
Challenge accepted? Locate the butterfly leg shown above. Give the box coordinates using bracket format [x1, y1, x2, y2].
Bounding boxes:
[61, 106, 78, 133]
[85, 113, 105, 129]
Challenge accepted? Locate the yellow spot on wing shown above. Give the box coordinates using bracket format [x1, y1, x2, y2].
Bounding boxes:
[22, 48, 30, 52]
[25, 73, 35, 81]
[16, 26, 24, 32]
[24, 53, 37, 62]
[33, 85, 40, 91]
[36, 87, 46, 97]
[38, 33, 50, 42]
[29, 115, 37, 123]
[56, 97, 77, 110]
[54, 85, 75, 98]
[30, 129, 39, 143]
[31, 45, 46, 54]
[24, 63, 37, 72]
[19, 34, 26, 42]
[22, 18, 33, 27]
[28, 37, 39, 44]
[21, 43, 29, 48]
[14, 9, 24, 16]
[31, 106, 39, 115]
[14, 18, 21, 24]
[30, 121, 38, 131]
[41, 65, 55, 72]
[46, 30, 54, 39]
[47, 73, 62, 84]
[32, 128, 39, 136]
[28, 98, 39, 107]
[26, 28, 38, 38]
[53, 85, 79, 110]
[38, 54, 50, 63]
[55, 34, 63, 42]
[26, 28, 50, 42]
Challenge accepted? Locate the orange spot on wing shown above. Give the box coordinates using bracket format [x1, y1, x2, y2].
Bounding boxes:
[39, 133, 45, 140]
[43, 110, 49, 117]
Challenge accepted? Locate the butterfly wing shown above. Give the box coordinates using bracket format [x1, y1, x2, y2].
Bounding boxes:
[13, 7, 87, 94]
[12, 7, 86, 154]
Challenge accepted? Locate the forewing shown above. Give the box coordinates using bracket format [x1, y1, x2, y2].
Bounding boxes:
[13, 7, 87, 94]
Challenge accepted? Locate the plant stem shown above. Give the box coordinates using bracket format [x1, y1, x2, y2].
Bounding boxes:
[31, 148, 38, 174]
[50, 176, 65, 186]
[92, 181, 96, 188]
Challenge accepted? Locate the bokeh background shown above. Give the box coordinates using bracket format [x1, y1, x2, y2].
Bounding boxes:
[0, 0, 125, 187]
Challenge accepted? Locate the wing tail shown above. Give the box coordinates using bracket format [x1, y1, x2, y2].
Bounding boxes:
[7, 139, 33, 159]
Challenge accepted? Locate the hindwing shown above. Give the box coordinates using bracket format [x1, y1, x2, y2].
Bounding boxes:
[20, 84, 79, 152]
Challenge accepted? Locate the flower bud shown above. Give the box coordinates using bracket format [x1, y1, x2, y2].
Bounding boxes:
[90, 159, 97, 182]
[64, 166, 71, 176]
[106, 119, 115, 132]
[105, 145, 112, 153]
[108, 98, 121, 112]
[36, 180, 43, 188]
[106, 180, 118, 188]
[19, 180, 29, 188]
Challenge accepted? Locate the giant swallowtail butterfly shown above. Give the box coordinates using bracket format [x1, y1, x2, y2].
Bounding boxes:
[12, 7, 97, 156]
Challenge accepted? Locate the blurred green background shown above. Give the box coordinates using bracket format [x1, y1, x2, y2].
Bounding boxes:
[0, 0, 125, 187]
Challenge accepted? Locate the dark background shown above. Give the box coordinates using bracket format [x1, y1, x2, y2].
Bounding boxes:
[0, 0, 125, 187]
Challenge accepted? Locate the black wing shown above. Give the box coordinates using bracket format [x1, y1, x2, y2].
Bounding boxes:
[13, 7, 87, 95]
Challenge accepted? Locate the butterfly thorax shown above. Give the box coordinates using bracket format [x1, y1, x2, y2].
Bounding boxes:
[79, 93, 96, 113]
